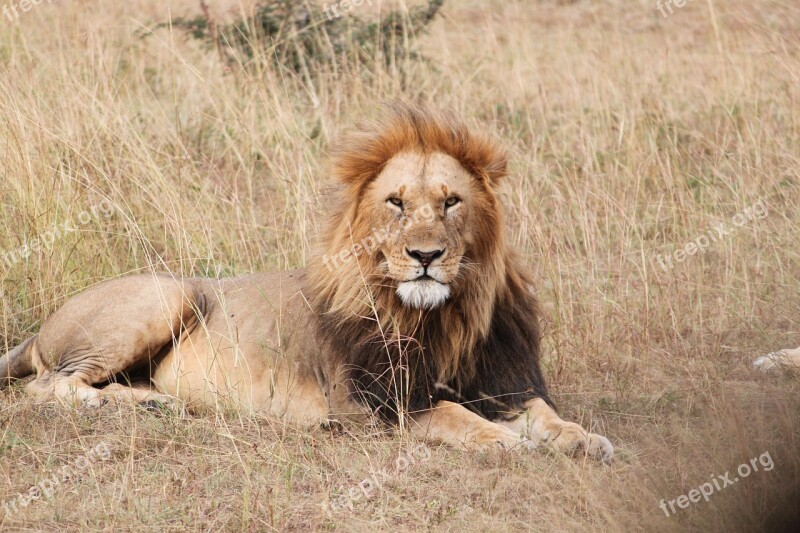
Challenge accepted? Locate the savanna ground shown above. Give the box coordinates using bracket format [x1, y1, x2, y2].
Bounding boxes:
[1, 0, 800, 531]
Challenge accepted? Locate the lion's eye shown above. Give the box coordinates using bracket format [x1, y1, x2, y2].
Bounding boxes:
[387, 197, 404, 209]
[444, 196, 461, 209]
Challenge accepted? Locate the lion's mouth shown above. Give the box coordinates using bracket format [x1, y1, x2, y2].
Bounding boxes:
[396, 277, 451, 309]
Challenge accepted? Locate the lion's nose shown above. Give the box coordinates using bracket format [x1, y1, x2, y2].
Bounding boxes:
[406, 248, 445, 268]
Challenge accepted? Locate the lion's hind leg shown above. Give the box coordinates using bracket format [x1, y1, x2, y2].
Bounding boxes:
[28, 375, 180, 410]
[28, 274, 206, 408]
[27, 372, 104, 407]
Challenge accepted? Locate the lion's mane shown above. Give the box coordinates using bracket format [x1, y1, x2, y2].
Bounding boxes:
[306, 103, 551, 422]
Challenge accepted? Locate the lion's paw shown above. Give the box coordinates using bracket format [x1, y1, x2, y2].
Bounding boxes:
[71, 385, 107, 409]
[541, 422, 614, 464]
[470, 427, 536, 452]
[140, 396, 184, 416]
[753, 350, 800, 373]
[753, 353, 782, 372]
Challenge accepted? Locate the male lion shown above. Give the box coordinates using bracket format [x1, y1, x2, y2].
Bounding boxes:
[1, 104, 613, 462]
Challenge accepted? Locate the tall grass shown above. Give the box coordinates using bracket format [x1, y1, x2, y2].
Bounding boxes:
[1, 0, 799, 530]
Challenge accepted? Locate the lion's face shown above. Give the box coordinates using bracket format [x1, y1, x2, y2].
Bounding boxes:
[363, 151, 482, 309]
[312, 104, 508, 320]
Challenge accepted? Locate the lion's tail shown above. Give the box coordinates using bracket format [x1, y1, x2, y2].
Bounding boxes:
[1, 335, 36, 388]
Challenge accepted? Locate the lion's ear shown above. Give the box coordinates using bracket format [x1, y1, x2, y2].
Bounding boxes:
[469, 138, 509, 188]
[482, 152, 509, 186]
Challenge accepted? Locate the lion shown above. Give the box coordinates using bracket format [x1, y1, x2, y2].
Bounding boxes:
[753, 347, 800, 373]
[0, 104, 613, 462]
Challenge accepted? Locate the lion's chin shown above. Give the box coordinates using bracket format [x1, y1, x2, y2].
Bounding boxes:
[396, 279, 451, 309]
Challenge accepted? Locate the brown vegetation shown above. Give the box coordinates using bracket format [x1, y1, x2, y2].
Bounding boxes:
[1, 0, 799, 530]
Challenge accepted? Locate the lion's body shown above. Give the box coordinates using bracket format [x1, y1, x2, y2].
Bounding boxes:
[16, 271, 342, 424]
[1, 104, 614, 461]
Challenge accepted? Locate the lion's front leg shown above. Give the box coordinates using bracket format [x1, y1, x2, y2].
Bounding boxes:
[498, 398, 614, 463]
[411, 400, 534, 451]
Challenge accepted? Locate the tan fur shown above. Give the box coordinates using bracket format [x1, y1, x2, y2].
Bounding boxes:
[754, 347, 800, 373]
[2, 104, 613, 460]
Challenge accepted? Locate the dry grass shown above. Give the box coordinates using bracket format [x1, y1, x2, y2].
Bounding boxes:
[2, 0, 800, 531]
